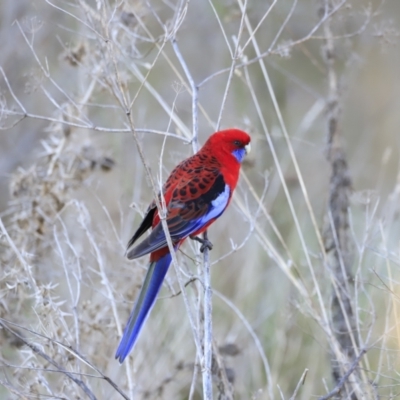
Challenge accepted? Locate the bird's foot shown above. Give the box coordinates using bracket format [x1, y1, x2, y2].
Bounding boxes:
[190, 236, 213, 253]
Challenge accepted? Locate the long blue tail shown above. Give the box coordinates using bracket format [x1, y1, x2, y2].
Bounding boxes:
[115, 253, 172, 363]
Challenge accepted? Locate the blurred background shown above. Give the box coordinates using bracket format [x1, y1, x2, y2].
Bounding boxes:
[1, 0, 400, 398]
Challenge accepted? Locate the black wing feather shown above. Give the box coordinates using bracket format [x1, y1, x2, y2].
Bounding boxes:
[126, 205, 156, 250]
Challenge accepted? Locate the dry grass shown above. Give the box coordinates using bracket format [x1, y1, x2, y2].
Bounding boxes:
[1, 0, 400, 399]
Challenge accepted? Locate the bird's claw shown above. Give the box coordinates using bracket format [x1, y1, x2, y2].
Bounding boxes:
[200, 240, 213, 253]
[190, 236, 213, 253]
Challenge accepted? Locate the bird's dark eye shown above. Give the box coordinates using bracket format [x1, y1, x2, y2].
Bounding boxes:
[233, 140, 241, 147]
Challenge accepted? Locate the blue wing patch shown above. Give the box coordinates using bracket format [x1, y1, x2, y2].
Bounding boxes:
[127, 177, 230, 259]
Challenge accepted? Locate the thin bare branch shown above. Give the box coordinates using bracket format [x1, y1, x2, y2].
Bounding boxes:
[0, 320, 98, 400]
[318, 349, 367, 400]
[289, 369, 308, 400]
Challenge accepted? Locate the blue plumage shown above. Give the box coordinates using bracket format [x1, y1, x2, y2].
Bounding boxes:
[232, 147, 246, 163]
[115, 253, 172, 363]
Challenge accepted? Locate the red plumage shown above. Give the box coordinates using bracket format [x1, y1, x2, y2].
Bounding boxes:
[115, 128, 251, 363]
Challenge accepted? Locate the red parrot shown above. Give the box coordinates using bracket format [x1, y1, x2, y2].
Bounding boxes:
[115, 129, 251, 363]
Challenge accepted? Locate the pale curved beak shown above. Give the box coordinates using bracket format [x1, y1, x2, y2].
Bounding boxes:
[244, 143, 251, 155]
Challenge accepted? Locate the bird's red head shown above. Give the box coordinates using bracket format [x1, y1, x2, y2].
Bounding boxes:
[203, 129, 251, 163]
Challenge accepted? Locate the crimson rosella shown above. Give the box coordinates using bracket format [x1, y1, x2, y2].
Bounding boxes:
[115, 129, 251, 363]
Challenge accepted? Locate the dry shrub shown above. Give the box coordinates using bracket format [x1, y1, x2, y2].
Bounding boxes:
[0, 0, 400, 399]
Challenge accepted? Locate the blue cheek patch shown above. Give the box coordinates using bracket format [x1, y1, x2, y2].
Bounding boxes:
[232, 148, 246, 163]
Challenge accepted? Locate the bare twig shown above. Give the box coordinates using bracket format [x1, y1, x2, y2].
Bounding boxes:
[171, 30, 213, 400]
[198, 0, 348, 89]
[0, 108, 188, 140]
[214, 291, 273, 397]
[201, 229, 213, 400]
[0, 379, 30, 400]
[0, 320, 97, 400]
[289, 368, 308, 400]
[0, 67, 27, 115]
[171, 39, 199, 151]
[212, 341, 234, 400]
[0, 318, 130, 400]
[320, 1, 364, 397]
[318, 349, 367, 400]
[240, 0, 332, 336]
[216, 0, 248, 130]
